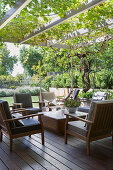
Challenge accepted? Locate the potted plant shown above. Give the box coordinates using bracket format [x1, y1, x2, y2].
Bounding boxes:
[64, 99, 81, 113]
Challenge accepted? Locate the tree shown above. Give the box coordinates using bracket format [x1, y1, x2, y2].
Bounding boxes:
[69, 37, 113, 92]
[19, 46, 43, 76]
[0, 44, 17, 75]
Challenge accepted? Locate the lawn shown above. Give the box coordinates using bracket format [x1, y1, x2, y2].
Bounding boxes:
[0, 96, 39, 107]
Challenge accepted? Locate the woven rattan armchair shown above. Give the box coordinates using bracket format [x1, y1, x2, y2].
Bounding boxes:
[0, 100, 44, 151]
[65, 100, 113, 155]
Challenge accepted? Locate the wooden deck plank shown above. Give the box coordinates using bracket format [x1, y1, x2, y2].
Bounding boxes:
[32, 134, 90, 170]
[43, 131, 113, 169]
[17, 138, 72, 170]
[0, 146, 21, 170]
[0, 141, 33, 170]
[3, 136, 58, 170]
[3, 137, 47, 170]
[0, 159, 8, 170]
[0, 131, 113, 170]
[22, 136, 83, 170]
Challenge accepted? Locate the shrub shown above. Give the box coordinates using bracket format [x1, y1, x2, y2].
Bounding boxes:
[0, 86, 45, 97]
[51, 71, 79, 88]
[0, 91, 6, 97]
[0, 75, 22, 89]
[41, 75, 53, 91]
[78, 91, 94, 99]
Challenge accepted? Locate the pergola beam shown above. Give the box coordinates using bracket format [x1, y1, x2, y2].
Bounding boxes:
[46, 18, 113, 46]
[0, 0, 32, 30]
[38, 35, 113, 49]
[62, 19, 113, 41]
[20, 0, 105, 43]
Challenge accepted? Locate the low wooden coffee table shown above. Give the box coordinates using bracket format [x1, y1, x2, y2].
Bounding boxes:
[42, 110, 87, 134]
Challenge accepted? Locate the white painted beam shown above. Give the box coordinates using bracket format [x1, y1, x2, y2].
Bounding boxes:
[62, 19, 113, 41]
[20, 0, 105, 43]
[46, 18, 113, 46]
[43, 35, 113, 49]
[0, 0, 32, 30]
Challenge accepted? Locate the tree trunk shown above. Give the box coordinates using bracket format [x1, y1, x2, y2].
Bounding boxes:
[75, 53, 92, 93]
[82, 68, 90, 93]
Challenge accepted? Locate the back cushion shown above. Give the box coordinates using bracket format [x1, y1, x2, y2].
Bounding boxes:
[73, 89, 79, 100]
[92, 92, 108, 101]
[86, 102, 96, 130]
[41, 92, 56, 101]
[65, 90, 73, 100]
[0, 100, 15, 129]
[14, 93, 32, 108]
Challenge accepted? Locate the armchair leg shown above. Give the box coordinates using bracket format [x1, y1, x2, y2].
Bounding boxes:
[86, 139, 90, 155]
[64, 131, 67, 144]
[0, 131, 2, 142]
[41, 130, 44, 145]
[10, 139, 13, 152]
[65, 120, 68, 144]
[112, 132, 113, 146]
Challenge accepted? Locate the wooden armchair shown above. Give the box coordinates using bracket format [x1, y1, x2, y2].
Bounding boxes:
[57, 89, 80, 102]
[65, 100, 113, 155]
[0, 100, 44, 151]
[40, 92, 63, 111]
[13, 93, 42, 115]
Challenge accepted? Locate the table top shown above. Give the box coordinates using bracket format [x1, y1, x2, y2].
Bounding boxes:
[42, 110, 87, 120]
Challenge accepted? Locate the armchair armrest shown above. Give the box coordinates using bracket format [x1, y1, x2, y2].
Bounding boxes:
[4, 113, 43, 122]
[13, 102, 23, 108]
[32, 101, 42, 103]
[65, 113, 93, 125]
[56, 96, 65, 101]
[11, 108, 26, 114]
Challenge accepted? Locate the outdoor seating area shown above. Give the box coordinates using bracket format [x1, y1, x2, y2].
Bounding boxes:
[0, 0, 113, 169]
[0, 93, 113, 168]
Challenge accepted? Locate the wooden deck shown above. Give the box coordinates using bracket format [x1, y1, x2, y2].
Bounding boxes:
[0, 130, 113, 170]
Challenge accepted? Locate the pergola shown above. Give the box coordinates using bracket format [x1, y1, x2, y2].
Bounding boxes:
[0, 0, 112, 49]
[0, 0, 112, 91]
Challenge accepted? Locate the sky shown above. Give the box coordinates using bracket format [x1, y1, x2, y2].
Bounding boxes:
[6, 42, 25, 77]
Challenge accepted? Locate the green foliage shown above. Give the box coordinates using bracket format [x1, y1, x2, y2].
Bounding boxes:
[109, 92, 113, 99]
[0, 75, 23, 88]
[51, 71, 79, 88]
[79, 91, 94, 99]
[20, 46, 43, 76]
[95, 68, 113, 89]
[0, 44, 17, 75]
[0, 0, 113, 93]
[0, 90, 6, 97]
[64, 99, 81, 107]
[37, 47, 70, 76]
[41, 75, 53, 91]
[102, 69, 113, 89]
